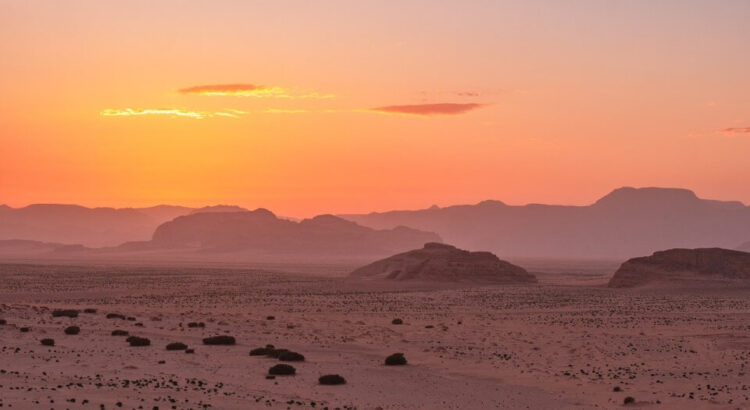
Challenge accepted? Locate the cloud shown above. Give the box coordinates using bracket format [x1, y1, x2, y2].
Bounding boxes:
[264, 108, 308, 114]
[100, 108, 242, 119]
[720, 126, 750, 135]
[366, 103, 486, 116]
[178, 84, 333, 99]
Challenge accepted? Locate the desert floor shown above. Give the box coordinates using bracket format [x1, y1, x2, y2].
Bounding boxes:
[2, 262, 750, 409]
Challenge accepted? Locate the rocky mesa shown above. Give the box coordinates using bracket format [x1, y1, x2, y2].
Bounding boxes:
[608, 248, 750, 288]
[350, 242, 537, 283]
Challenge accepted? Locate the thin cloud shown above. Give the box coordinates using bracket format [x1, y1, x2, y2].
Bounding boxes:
[721, 126, 750, 135]
[366, 103, 486, 116]
[178, 84, 333, 99]
[100, 108, 243, 119]
[264, 108, 309, 114]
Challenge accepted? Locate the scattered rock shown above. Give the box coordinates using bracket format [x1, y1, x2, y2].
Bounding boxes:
[278, 351, 305, 362]
[187, 322, 205, 328]
[249, 347, 270, 356]
[385, 353, 407, 366]
[392, 318, 403, 325]
[166, 342, 188, 351]
[52, 309, 79, 318]
[318, 374, 346, 385]
[268, 364, 296, 375]
[127, 336, 151, 347]
[202, 335, 236, 345]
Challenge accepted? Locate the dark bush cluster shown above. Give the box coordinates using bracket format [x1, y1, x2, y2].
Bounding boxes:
[391, 318, 403, 325]
[624, 397, 635, 405]
[0, 319, 6, 325]
[385, 353, 407, 366]
[202, 335, 236, 345]
[40, 338, 55, 346]
[278, 351, 305, 362]
[64, 326, 80, 335]
[127, 336, 151, 347]
[187, 322, 205, 328]
[106, 313, 126, 320]
[166, 342, 188, 351]
[52, 309, 79, 318]
[318, 374, 346, 385]
[111, 329, 129, 336]
[268, 364, 295, 375]
[83, 308, 97, 314]
[20, 327, 30, 332]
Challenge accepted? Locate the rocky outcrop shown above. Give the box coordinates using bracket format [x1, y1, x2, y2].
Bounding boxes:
[349, 243, 536, 283]
[608, 248, 750, 288]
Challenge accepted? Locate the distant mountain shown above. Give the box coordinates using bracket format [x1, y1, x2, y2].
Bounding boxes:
[0, 203, 244, 247]
[0, 239, 89, 257]
[339, 187, 750, 259]
[738, 242, 750, 252]
[188, 205, 249, 214]
[146, 209, 441, 257]
[608, 248, 750, 288]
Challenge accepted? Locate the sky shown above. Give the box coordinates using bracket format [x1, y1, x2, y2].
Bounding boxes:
[1, 0, 749, 217]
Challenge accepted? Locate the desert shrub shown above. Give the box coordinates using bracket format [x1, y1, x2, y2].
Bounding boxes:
[613, 386, 622, 392]
[249, 347, 270, 356]
[126, 317, 136, 321]
[266, 316, 275, 320]
[278, 351, 305, 362]
[127, 336, 150, 347]
[20, 327, 30, 332]
[268, 364, 295, 375]
[0, 319, 6, 325]
[318, 374, 346, 385]
[391, 318, 403, 325]
[111, 329, 129, 336]
[52, 309, 79, 318]
[385, 353, 407, 366]
[187, 322, 205, 328]
[64, 326, 80, 335]
[185, 348, 195, 354]
[266, 348, 289, 358]
[40, 338, 55, 346]
[166, 342, 188, 351]
[83, 308, 97, 314]
[106, 313, 126, 320]
[624, 397, 635, 405]
[202, 335, 236, 345]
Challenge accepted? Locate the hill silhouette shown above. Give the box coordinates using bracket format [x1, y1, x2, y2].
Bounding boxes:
[0, 204, 246, 247]
[350, 243, 536, 283]
[608, 248, 750, 288]
[146, 209, 441, 256]
[340, 187, 750, 259]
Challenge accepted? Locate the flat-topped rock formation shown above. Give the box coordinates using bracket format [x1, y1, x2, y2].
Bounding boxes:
[350, 243, 537, 283]
[608, 248, 750, 288]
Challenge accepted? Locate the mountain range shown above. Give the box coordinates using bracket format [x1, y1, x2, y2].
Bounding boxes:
[339, 187, 750, 259]
[2, 187, 750, 260]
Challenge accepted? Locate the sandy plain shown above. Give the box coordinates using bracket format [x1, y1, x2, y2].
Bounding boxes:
[2, 262, 750, 409]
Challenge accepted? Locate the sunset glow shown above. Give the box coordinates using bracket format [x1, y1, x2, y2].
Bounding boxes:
[2, 1, 750, 217]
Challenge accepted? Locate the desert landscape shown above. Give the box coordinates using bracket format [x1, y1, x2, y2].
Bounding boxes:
[4, 1, 750, 409]
[3, 256, 750, 409]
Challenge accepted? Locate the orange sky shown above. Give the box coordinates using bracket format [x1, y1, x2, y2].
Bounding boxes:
[1, 1, 749, 217]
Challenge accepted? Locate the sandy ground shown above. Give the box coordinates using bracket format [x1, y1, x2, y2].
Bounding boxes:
[2, 263, 750, 409]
